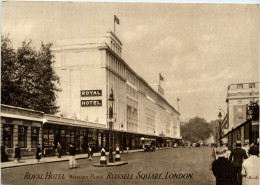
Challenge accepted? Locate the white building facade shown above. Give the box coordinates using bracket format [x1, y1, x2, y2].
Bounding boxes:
[224, 82, 259, 148]
[52, 31, 181, 142]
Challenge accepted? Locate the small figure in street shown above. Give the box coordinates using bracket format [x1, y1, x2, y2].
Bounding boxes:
[214, 143, 219, 160]
[242, 143, 250, 157]
[69, 143, 76, 169]
[57, 142, 62, 158]
[14, 144, 21, 163]
[241, 145, 259, 185]
[88, 146, 93, 161]
[1, 144, 8, 162]
[212, 146, 236, 185]
[229, 141, 248, 185]
[223, 143, 231, 159]
[36, 144, 42, 162]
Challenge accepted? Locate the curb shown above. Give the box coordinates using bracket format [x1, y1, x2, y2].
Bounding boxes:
[1, 149, 144, 169]
[93, 161, 128, 167]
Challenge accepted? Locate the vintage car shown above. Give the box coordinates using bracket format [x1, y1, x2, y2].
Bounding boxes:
[143, 142, 155, 152]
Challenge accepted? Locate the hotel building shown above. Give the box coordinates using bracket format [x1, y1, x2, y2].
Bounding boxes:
[1, 31, 181, 158]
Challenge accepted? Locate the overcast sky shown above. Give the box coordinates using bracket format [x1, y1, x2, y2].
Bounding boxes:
[2, 2, 259, 122]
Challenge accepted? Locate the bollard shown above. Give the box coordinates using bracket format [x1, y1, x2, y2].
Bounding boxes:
[100, 148, 107, 165]
[115, 146, 121, 161]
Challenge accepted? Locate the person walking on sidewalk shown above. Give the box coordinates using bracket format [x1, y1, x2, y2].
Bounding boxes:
[1, 144, 8, 162]
[229, 141, 248, 185]
[242, 143, 250, 157]
[88, 146, 93, 161]
[212, 146, 236, 185]
[57, 142, 62, 158]
[14, 144, 21, 163]
[69, 143, 76, 169]
[241, 145, 259, 185]
[36, 144, 42, 162]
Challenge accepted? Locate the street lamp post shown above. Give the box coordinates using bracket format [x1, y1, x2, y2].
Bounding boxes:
[108, 89, 115, 163]
[218, 111, 222, 144]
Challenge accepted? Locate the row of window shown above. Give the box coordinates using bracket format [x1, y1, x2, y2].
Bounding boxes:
[145, 107, 156, 118]
[127, 122, 138, 132]
[126, 71, 138, 86]
[3, 124, 39, 148]
[107, 53, 125, 78]
[127, 84, 138, 98]
[230, 83, 257, 90]
[127, 97, 138, 109]
[110, 40, 121, 55]
[127, 106, 138, 121]
[146, 117, 155, 128]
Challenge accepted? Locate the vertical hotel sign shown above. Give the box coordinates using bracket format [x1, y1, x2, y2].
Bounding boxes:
[81, 90, 102, 107]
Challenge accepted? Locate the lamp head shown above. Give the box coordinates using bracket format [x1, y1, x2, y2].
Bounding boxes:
[218, 111, 222, 119]
[108, 88, 115, 102]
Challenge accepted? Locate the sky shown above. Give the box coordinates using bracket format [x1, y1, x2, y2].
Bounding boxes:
[2, 2, 259, 122]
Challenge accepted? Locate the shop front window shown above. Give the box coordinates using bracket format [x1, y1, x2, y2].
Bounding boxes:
[66, 130, 71, 149]
[3, 124, 14, 148]
[18, 125, 27, 148]
[31, 127, 39, 148]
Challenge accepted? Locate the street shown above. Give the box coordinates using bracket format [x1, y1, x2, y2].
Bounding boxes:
[2, 147, 215, 185]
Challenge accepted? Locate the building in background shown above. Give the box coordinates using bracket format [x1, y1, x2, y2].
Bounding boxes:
[1, 31, 181, 159]
[1, 105, 43, 158]
[223, 82, 259, 149]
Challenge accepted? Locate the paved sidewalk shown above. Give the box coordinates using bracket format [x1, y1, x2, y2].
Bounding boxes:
[1, 149, 144, 169]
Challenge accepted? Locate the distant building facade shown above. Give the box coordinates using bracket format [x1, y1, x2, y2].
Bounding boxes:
[224, 82, 259, 148]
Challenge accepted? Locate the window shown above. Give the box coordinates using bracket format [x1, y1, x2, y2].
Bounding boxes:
[3, 124, 13, 148]
[249, 83, 255, 88]
[31, 127, 39, 148]
[18, 125, 27, 148]
[237, 84, 243, 89]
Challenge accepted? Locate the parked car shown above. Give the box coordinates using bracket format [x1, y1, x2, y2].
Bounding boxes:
[144, 144, 155, 152]
[192, 142, 200, 147]
[143, 141, 155, 152]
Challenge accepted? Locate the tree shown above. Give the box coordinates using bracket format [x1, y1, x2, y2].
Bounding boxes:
[1, 35, 18, 105]
[181, 116, 212, 143]
[1, 35, 61, 114]
[209, 119, 225, 143]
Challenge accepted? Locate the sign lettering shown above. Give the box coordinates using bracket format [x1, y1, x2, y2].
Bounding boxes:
[81, 90, 102, 97]
[81, 100, 102, 107]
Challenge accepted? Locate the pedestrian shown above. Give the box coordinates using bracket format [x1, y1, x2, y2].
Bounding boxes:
[223, 143, 231, 159]
[57, 142, 62, 158]
[242, 143, 250, 157]
[36, 144, 42, 162]
[212, 146, 236, 185]
[88, 146, 92, 160]
[14, 144, 21, 163]
[1, 144, 8, 162]
[241, 145, 259, 185]
[229, 140, 248, 185]
[69, 143, 76, 169]
[214, 143, 219, 160]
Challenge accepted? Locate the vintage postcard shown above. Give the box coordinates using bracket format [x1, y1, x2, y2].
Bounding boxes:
[1, 1, 259, 185]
